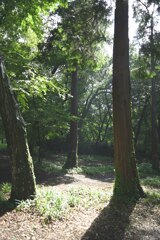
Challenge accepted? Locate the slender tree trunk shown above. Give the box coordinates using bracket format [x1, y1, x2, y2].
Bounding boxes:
[150, 17, 159, 171]
[134, 95, 149, 149]
[0, 56, 36, 200]
[112, 0, 144, 198]
[64, 69, 78, 169]
[157, 115, 160, 144]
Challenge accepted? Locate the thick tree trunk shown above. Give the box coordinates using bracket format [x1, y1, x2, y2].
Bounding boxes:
[0, 56, 36, 200]
[64, 70, 78, 169]
[112, 0, 144, 198]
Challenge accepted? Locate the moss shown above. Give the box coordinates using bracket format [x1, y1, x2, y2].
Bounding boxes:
[113, 170, 145, 200]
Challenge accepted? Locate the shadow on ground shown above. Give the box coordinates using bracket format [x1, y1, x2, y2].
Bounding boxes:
[84, 173, 114, 183]
[36, 171, 115, 186]
[81, 198, 136, 240]
[0, 200, 16, 217]
[36, 171, 78, 186]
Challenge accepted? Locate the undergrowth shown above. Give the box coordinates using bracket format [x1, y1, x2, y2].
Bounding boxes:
[17, 186, 111, 223]
[34, 161, 63, 174]
[142, 176, 160, 188]
[0, 182, 11, 201]
[138, 162, 159, 177]
[34, 154, 114, 176]
[66, 165, 114, 175]
[0, 158, 159, 224]
[143, 191, 160, 205]
[0, 143, 7, 150]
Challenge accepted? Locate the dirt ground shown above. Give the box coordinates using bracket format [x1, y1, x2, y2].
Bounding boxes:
[0, 172, 160, 240]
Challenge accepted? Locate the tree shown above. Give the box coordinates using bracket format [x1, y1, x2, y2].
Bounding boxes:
[0, 56, 36, 200]
[0, 0, 70, 161]
[42, 0, 111, 168]
[78, 67, 112, 145]
[131, 52, 151, 157]
[112, 0, 144, 198]
[133, 0, 160, 171]
[64, 69, 78, 168]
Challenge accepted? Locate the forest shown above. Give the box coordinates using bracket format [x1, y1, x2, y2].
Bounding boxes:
[0, 0, 160, 239]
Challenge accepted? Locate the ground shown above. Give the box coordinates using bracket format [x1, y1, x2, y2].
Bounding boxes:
[0, 154, 160, 240]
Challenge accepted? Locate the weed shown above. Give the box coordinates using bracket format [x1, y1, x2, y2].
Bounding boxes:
[79, 155, 111, 163]
[0, 143, 7, 150]
[68, 186, 111, 208]
[35, 161, 63, 174]
[82, 165, 114, 176]
[0, 182, 11, 202]
[0, 182, 11, 193]
[66, 165, 114, 175]
[141, 176, 160, 188]
[17, 186, 67, 220]
[143, 191, 160, 205]
[0, 191, 5, 201]
[66, 167, 83, 174]
[17, 185, 111, 222]
[138, 163, 157, 177]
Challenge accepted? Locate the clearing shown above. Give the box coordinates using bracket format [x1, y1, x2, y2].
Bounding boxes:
[0, 154, 160, 240]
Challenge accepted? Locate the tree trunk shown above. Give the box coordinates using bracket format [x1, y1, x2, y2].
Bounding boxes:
[112, 0, 144, 198]
[134, 95, 149, 149]
[0, 56, 36, 200]
[150, 17, 159, 171]
[64, 70, 78, 169]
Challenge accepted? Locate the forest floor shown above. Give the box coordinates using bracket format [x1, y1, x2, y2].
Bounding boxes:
[0, 154, 160, 240]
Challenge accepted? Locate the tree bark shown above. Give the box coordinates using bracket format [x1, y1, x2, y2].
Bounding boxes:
[112, 0, 144, 198]
[134, 95, 150, 149]
[150, 16, 159, 171]
[64, 69, 78, 169]
[0, 56, 36, 200]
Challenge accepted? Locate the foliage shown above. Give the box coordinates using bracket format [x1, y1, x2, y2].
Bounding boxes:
[41, 0, 112, 71]
[78, 63, 113, 144]
[0, 143, 7, 150]
[35, 161, 63, 174]
[0, 183, 11, 201]
[66, 165, 114, 175]
[141, 176, 160, 188]
[17, 187, 67, 221]
[138, 162, 158, 177]
[34, 154, 114, 175]
[143, 191, 160, 205]
[84, 165, 114, 175]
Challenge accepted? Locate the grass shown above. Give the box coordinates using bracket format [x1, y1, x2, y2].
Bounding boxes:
[0, 156, 159, 224]
[18, 159, 160, 222]
[34, 155, 114, 176]
[36, 156, 158, 178]
[16, 185, 111, 223]
[79, 155, 112, 164]
[141, 176, 160, 188]
[0, 143, 7, 150]
[143, 191, 160, 205]
[137, 162, 160, 189]
[34, 161, 63, 175]
[137, 162, 158, 177]
[66, 165, 114, 175]
[0, 182, 11, 201]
